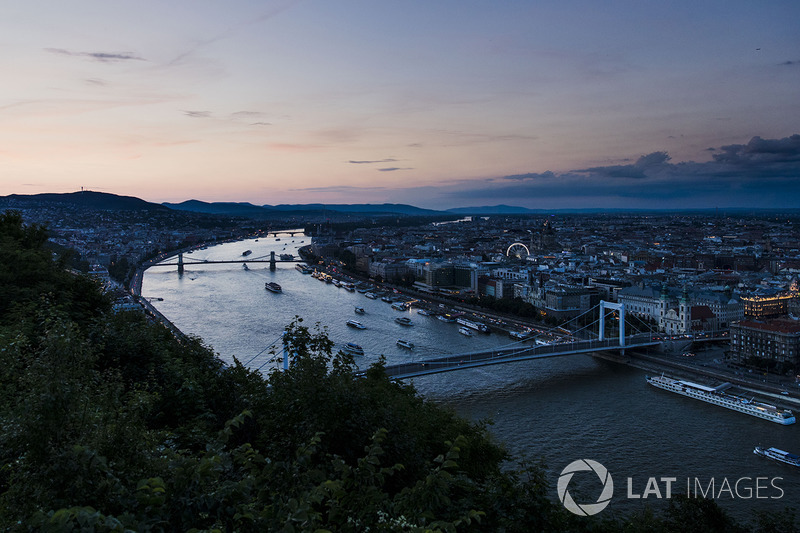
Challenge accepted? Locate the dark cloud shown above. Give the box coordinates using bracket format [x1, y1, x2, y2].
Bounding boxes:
[250, 122, 272, 126]
[502, 171, 557, 181]
[581, 151, 671, 179]
[45, 48, 145, 62]
[378, 167, 413, 172]
[183, 110, 212, 118]
[349, 158, 397, 164]
[85, 78, 107, 86]
[780, 60, 798, 66]
[713, 135, 800, 166]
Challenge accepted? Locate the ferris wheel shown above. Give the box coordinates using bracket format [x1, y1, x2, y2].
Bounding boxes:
[506, 242, 530, 259]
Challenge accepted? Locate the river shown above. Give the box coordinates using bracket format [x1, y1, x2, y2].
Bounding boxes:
[143, 235, 800, 521]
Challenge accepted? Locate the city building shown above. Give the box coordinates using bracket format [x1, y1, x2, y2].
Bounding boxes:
[742, 292, 797, 318]
[729, 318, 800, 369]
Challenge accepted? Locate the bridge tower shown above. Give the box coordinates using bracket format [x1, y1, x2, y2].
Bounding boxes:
[269, 250, 276, 271]
[598, 300, 626, 347]
[177, 252, 184, 274]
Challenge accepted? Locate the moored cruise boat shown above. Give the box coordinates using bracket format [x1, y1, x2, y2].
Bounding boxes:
[342, 342, 364, 356]
[343, 282, 356, 291]
[396, 339, 414, 349]
[456, 317, 490, 333]
[394, 317, 413, 326]
[647, 375, 795, 425]
[391, 302, 408, 311]
[458, 326, 473, 337]
[364, 292, 378, 299]
[265, 282, 282, 293]
[417, 308, 433, 316]
[754, 446, 800, 467]
[346, 320, 366, 329]
[437, 315, 456, 323]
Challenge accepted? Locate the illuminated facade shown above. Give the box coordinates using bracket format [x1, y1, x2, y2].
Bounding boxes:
[742, 293, 797, 318]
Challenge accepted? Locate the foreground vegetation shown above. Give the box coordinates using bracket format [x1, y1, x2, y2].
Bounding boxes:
[0, 210, 797, 532]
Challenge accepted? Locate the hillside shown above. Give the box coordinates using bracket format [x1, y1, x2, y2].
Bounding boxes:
[0, 191, 170, 211]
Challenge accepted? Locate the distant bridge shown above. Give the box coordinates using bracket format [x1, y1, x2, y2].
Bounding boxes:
[149, 251, 307, 272]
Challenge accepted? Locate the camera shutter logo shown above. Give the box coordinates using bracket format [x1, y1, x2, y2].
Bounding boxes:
[557, 459, 614, 516]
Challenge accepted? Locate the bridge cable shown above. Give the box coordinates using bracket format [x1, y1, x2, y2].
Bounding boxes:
[242, 332, 286, 367]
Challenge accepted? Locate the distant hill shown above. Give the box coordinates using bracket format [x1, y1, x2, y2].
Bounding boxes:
[163, 200, 271, 217]
[0, 191, 170, 211]
[265, 203, 444, 216]
[446, 205, 541, 215]
[163, 200, 445, 217]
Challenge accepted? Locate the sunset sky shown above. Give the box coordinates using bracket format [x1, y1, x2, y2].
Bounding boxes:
[2, 1, 799, 209]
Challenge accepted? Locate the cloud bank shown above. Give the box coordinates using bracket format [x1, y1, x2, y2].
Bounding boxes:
[395, 134, 800, 209]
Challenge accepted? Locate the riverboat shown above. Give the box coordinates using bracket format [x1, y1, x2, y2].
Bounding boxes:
[646, 375, 795, 425]
[396, 339, 414, 349]
[242, 250, 252, 256]
[265, 282, 282, 293]
[456, 317, 490, 333]
[346, 320, 366, 329]
[342, 343, 364, 356]
[754, 446, 800, 467]
[365, 292, 378, 299]
[354, 307, 365, 314]
[394, 317, 413, 326]
[391, 302, 408, 311]
[458, 327, 473, 337]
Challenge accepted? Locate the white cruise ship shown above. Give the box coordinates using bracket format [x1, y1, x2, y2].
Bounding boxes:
[647, 375, 795, 425]
[456, 317, 490, 333]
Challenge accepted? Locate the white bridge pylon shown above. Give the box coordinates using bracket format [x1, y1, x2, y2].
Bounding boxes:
[598, 300, 626, 347]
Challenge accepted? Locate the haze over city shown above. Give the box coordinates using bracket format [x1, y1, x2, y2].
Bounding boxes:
[2, 0, 799, 209]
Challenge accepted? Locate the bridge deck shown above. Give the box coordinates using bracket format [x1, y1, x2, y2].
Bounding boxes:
[152, 258, 306, 266]
[364, 335, 660, 380]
